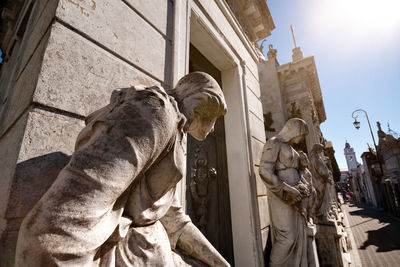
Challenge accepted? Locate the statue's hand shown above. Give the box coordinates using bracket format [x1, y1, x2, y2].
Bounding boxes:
[295, 182, 310, 197]
[283, 184, 302, 203]
[312, 188, 317, 199]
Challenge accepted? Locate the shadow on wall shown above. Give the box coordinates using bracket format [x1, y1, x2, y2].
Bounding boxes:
[0, 152, 70, 266]
[349, 204, 400, 253]
[7, 152, 71, 220]
[264, 225, 273, 267]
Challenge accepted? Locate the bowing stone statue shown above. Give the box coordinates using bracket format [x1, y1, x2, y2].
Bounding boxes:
[15, 72, 230, 267]
[259, 118, 311, 267]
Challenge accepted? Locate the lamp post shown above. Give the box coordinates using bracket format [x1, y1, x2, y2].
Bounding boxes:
[351, 109, 383, 174]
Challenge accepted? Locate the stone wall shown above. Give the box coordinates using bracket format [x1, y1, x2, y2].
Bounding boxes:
[0, 0, 275, 265]
[258, 57, 286, 140]
[0, 0, 174, 264]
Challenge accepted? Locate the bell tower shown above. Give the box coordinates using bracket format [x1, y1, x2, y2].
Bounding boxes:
[344, 141, 358, 170]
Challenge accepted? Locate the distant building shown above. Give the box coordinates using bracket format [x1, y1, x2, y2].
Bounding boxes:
[376, 122, 400, 216]
[358, 123, 400, 216]
[343, 142, 368, 203]
[258, 41, 327, 154]
[344, 141, 358, 171]
[360, 152, 379, 207]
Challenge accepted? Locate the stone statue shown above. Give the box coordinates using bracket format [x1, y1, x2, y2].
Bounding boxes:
[298, 151, 316, 223]
[15, 72, 230, 267]
[189, 145, 216, 233]
[310, 144, 335, 225]
[259, 118, 311, 267]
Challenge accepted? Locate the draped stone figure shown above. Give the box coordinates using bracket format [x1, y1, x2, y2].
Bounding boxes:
[310, 144, 335, 225]
[15, 72, 230, 267]
[298, 152, 316, 223]
[259, 118, 311, 267]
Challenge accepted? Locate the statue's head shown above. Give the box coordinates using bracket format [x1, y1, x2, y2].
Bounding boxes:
[311, 143, 324, 154]
[278, 118, 308, 145]
[171, 72, 227, 140]
[299, 151, 309, 168]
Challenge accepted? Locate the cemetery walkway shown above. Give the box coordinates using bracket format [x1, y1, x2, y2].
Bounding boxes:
[343, 204, 400, 267]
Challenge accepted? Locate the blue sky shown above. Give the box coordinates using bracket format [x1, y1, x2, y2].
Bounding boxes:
[262, 0, 400, 169]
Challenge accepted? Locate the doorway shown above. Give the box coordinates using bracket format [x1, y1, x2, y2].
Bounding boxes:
[185, 44, 234, 265]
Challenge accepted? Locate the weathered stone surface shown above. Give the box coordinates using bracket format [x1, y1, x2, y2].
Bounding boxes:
[246, 69, 261, 97]
[259, 118, 312, 266]
[194, 0, 259, 74]
[18, 0, 58, 76]
[306, 224, 320, 267]
[0, 112, 28, 220]
[0, 230, 19, 267]
[5, 108, 84, 220]
[258, 196, 269, 229]
[258, 60, 286, 139]
[125, 0, 173, 38]
[252, 137, 264, 168]
[0, 29, 50, 135]
[254, 166, 267, 196]
[16, 73, 230, 267]
[249, 111, 265, 142]
[33, 22, 158, 117]
[310, 144, 335, 225]
[260, 226, 270, 252]
[0, 107, 82, 267]
[246, 87, 264, 120]
[56, 0, 172, 83]
[315, 224, 348, 267]
[18, 108, 84, 162]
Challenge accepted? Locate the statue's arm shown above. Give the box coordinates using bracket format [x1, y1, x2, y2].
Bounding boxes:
[177, 223, 230, 267]
[160, 195, 230, 267]
[259, 140, 302, 202]
[259, 140, 282, 192]
[315, 157, 331, 182]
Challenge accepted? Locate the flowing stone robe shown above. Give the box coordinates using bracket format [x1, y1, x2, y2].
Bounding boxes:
[15, 86, 195, 266]
[259, 120, 309, 267]
[310, 146, 332, 223]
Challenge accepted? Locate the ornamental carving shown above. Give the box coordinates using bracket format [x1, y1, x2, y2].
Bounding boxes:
[189, 144, 217, 233]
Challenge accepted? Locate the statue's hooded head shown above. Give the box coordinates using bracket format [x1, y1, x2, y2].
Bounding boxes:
[171, 72, 227, 140]
[311, 143, 324, 154]
[299, 151, 309, 168]
[277, 118, 309, 145]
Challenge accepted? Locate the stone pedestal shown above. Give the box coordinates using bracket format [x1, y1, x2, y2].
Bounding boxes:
[307, 224, 320, 267]
[315, 224, 351, 267]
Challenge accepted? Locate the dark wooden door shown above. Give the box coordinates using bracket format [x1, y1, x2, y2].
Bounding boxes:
[186, 44, 234, 265]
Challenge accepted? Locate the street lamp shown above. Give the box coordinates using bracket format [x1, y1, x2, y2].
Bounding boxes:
[353, 119, 360, 129]
[351, 109, 378, 151]
[351, 108, 383, 173]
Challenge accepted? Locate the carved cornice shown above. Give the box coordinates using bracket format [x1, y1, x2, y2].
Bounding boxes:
[225, 0, 275, 42]
[277, 56, 326, 123]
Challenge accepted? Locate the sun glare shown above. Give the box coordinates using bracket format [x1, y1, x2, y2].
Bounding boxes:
[309, 0, 400, 50]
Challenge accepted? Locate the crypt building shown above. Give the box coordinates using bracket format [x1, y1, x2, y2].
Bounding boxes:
[0, 0, 337, 266]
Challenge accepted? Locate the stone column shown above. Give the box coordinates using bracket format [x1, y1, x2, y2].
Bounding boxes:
[307, 224, 320, 267]
[315, 224, 351, 267]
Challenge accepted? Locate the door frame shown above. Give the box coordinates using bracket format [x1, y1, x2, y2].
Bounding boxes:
[171, 0, 264, 265]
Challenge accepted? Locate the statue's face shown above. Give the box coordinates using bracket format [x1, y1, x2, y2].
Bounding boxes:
[289, 134, 306, 145]
[300, 156, 308, 167]
[187, 112, 217, 141]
